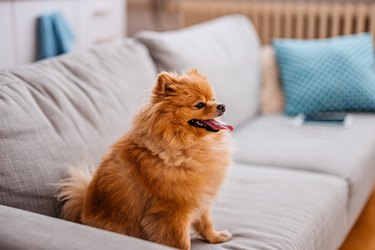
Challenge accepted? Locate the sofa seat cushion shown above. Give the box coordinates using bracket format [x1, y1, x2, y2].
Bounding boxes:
[192, 163, 348, 250]
[137, 15, 261, 127]
[0, 39, 157, 217]
[233, 114, 375, 224]
[0, 205, 171, 250]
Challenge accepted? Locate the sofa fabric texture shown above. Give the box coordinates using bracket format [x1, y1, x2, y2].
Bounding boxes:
[0, 204, 171, 250]
[192, 163, 348, 250]
[137, 15, 261, 127]
[0, 40, 157, 216]
[233, 114, 375, 224]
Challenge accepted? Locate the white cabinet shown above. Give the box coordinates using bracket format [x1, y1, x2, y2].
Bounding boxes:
[77, 0, 126, 47]
[0, 2, 16, 68]
[0, 0, 126, 69]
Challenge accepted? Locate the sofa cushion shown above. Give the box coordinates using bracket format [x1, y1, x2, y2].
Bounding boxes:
[0, 39, 157, 217]
[0, 205, 170, 250]
[137, 15, 261, 127]
[233, 114, 375, 225]
[192, 163, 348, 250]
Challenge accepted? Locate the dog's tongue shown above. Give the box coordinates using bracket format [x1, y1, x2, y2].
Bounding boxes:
[204, 119, 235, 132]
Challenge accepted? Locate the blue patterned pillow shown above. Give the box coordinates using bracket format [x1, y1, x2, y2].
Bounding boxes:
[273, 33, 375, 116]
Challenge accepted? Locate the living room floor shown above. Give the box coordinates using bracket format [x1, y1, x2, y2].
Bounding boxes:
[341, 187, 375, 249]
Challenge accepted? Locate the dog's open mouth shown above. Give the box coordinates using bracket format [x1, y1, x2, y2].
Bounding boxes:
[188, 119, 234, 132]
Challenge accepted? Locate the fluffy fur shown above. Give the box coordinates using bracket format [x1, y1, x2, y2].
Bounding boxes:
[57, 69, 233, 249]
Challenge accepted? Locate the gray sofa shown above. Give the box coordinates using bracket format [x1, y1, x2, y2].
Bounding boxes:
[1, 15, 374, 250]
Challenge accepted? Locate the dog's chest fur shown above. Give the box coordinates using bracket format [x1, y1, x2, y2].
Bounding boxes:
[162, 133, 231, 207]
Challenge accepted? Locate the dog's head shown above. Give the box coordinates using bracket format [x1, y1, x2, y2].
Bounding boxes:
[150, 69, 234, 139]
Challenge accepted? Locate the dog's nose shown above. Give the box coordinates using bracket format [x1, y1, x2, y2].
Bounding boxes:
[217, 104, 226, 113]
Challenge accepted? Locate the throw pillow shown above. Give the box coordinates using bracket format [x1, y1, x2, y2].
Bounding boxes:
[273, 33, 375, 116]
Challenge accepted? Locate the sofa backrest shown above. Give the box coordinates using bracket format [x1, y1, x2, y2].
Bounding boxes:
[0, 39, 157, 217]
[137, 15, 261, 127]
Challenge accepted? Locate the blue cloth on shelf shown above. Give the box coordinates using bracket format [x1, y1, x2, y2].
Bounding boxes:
[272, 33, 375, 116]
[37, 12, 74, 60]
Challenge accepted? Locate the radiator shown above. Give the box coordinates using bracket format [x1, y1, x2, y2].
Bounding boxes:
[169, 0, 375, 44]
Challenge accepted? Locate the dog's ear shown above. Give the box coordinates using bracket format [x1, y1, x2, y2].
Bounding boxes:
[186, 68, 207, 79]
[154, 72, 177, 96]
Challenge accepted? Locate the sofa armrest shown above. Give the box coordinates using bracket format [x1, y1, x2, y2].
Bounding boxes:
[0, 205, 172, 250]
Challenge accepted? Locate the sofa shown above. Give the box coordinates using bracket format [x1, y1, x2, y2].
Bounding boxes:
[1, 15, 374, 250]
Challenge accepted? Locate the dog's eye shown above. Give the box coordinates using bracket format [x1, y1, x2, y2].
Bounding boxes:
[195, 102, 205, 109]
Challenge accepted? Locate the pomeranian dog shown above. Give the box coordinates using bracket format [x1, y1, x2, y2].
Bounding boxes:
[57, 69, 234, 250]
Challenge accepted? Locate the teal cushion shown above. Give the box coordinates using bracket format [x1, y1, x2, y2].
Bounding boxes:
[273, 33, 375, 116]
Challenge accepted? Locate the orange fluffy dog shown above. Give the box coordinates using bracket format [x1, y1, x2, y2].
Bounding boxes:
[57, 69, 234, 249]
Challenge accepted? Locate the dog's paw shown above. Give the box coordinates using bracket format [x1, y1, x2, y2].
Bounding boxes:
[206, 230, 232, 243]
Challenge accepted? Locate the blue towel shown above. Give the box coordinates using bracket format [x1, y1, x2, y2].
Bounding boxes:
[37, 12, 74, 60]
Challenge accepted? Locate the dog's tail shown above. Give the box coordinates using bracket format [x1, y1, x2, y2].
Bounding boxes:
[56, 164, 93, 222]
